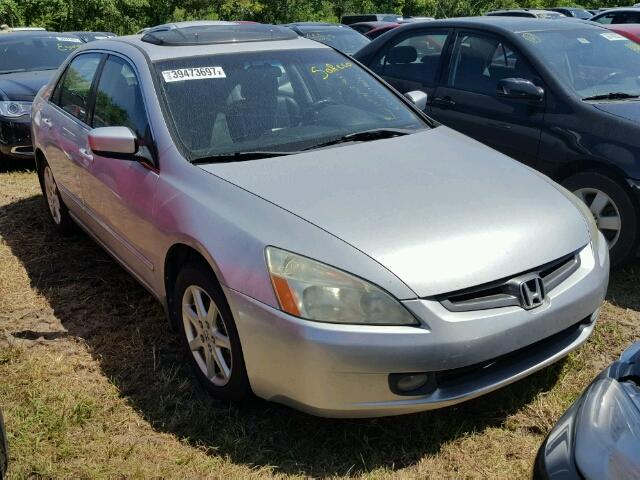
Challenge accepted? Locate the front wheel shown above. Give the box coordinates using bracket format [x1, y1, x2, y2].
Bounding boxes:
[562, 171, 638, 267]
[172, 262, 251, 402]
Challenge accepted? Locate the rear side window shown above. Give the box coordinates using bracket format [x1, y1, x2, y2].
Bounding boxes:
[55, 53, 103, 123]
[594, 12, 640, 24]
[92, 56, 150, 140]
[447, 32, 536, 95]
[375, 31, 448, 85]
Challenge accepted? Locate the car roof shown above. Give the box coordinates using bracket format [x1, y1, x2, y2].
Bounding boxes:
[386, 16, 601, 34]
[593, 7, 640, 14]
[95, 30, 330, 62]
[285, 22, 348, 28]
[350, 21, 396, 27]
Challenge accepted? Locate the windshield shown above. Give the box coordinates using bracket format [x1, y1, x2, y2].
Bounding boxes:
[521, 29, 640, 99]
[0, 36, 83, 73]
[155, 48, 426, 161]
[298, 28, 370, 55]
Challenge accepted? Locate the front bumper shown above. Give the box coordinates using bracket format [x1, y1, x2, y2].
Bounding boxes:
[227, 241, 609, 418]
[0, 115, 33, 159]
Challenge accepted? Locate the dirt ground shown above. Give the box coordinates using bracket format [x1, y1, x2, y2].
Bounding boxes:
[0, 164, 638, 479]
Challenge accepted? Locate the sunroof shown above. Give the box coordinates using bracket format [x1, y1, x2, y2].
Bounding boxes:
[141, 24, 298, 46]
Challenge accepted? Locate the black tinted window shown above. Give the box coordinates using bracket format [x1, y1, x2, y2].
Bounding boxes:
[448, 33, 535, 95]
[0, 35, 82, 74]
[376, 31, 448, 85]
[56, 53, 102, 123]
[92, 56, 149, 139]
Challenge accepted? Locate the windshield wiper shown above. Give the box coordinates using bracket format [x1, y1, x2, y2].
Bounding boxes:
[582, 92, 640, 101]
[192, 150, 299, 164]
[302, 128, 414, 151]
[0, 69, 26, 74]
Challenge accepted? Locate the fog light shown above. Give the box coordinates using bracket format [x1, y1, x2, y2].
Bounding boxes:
[396, 373, 429, 392]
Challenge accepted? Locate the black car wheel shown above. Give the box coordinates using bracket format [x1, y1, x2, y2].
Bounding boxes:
[37, 158, 75, 235]
[171, 262, 251, 402]
[563, 171, 639, 267]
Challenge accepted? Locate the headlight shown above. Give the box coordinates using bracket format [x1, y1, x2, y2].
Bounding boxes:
[265, 247, 419, 325]
[0, 101, 32, 118]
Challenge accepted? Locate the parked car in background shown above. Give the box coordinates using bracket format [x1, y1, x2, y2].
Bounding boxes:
[0, 409, 7, 479]
[591, 7, 640, 24]
[0, 31, 82, 161]
[605, 23, 640, 42]
[283, 22, 370, 55]
[486, 9, 566, 19]
[31, 22, 608, 418]
[0, 26, 46, 33]
[341, 14, 403, 25]
[546, 7, 593, 19]
[64, 31, 117, 42]
[534, 342, 640, 479]
[356, 17, 640, 266]
[350, 21, 400, 39]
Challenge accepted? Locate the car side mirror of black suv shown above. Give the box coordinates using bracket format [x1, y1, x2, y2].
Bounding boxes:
[497, 78, 544, 102]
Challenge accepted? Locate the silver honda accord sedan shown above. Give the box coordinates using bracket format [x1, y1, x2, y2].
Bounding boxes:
[30, 23, 609, 417]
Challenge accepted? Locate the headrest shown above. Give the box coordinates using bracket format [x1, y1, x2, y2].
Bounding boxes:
[388, 46, 417, 64]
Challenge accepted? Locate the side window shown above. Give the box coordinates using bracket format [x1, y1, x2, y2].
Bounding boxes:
[92, 56, 149, 141]
[448, 33, 535, 95]
[55, 54, 103, 123]
[375, 31, 448, 85]
[594, 13, 614, 24]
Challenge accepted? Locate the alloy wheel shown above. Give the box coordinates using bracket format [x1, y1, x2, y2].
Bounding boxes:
[181, 285, 233, 386]
[43, 165, 62, 225]
[574, 187, 622, 249]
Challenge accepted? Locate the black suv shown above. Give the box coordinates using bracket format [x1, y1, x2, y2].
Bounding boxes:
[356, 17, 640, 266]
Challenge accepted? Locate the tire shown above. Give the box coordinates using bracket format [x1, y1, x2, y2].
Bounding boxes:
[562, 171, 639, 267]
[171, 262, 251, 402]
[37, 158, 75, 235]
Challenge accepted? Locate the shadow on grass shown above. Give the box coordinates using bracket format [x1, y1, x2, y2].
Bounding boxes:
[5, 194, 624, 477]
[0, 158, 35, 174]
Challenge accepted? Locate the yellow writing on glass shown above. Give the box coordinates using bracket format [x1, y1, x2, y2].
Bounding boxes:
[311, 62, 353, 80]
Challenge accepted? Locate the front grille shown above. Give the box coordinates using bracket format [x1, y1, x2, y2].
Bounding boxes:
[439, 250, 581, 312]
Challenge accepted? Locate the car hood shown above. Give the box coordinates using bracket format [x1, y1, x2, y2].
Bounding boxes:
[201, 127, 589, 297]
[591, 100, 640, 124]
[0, 70, 55, 101]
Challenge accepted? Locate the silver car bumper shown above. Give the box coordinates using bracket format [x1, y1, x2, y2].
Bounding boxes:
[226, 241, 609, 418]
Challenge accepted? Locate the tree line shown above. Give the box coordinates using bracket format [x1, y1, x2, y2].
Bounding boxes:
[0, 0, 629, 35]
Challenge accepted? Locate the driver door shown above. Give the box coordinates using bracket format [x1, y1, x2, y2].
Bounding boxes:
[430, 30, 545, 166]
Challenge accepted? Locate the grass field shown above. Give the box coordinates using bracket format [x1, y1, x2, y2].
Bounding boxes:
[0, 163, 638, 479]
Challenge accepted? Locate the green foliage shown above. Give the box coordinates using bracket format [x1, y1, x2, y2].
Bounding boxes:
[0, 0, 631, 34]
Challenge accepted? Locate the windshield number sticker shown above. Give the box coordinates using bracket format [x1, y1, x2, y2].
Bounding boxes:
[55, 36, 82, 43]
[310, 62, 353, 80]
[601, 32, 627, 41]
[162, 67, 226, 83]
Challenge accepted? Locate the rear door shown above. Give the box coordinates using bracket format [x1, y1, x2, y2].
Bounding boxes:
[42, 53, 103, 206]
[369, 28, 451, 102]
[80, 54, 160, 287]
[429, 30, 544, 166]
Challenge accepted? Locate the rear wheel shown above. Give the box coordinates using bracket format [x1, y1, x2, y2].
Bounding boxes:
[38, 159, 75, 235]
[172, 262, 251, 402]
[562, 171, 638, 267]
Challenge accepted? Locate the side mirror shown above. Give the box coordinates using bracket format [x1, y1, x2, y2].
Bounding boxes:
[88, 126, 137, 159]
[405, 90, 428, 110]
[497, 78, 544, 101]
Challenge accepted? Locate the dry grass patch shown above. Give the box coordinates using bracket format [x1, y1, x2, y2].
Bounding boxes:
[0, 164, 638, 479]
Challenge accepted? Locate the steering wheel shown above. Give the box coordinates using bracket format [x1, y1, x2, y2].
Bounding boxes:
[303, 98, 340, 123]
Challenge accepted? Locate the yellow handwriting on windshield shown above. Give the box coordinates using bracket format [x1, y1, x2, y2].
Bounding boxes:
[311, 62, 353, 80]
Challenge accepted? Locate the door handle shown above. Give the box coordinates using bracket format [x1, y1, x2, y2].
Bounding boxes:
[78, 148, 94, 162]
[432, 96, 456, 107]
[41, 117, 53, 128]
